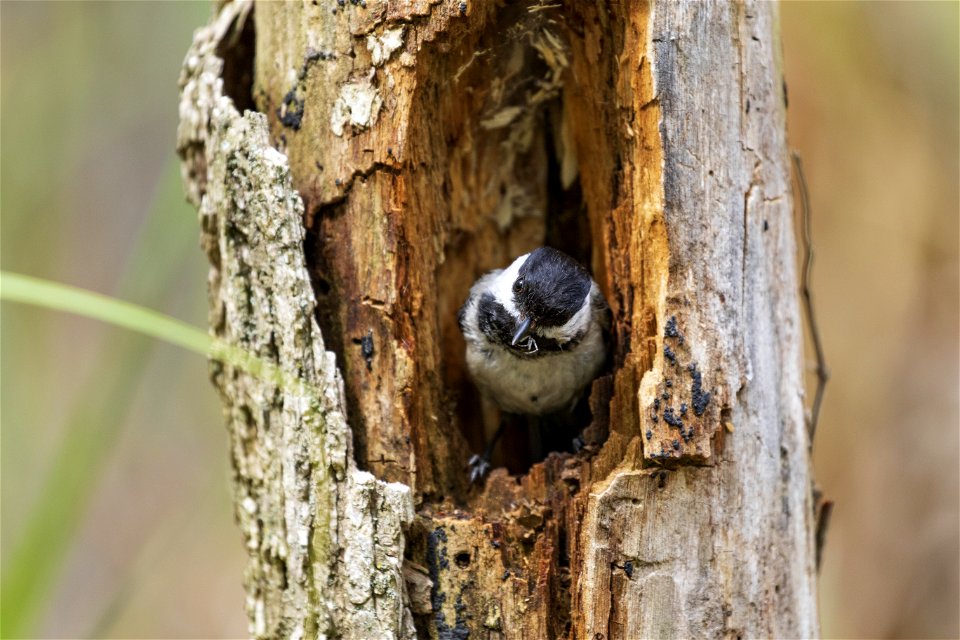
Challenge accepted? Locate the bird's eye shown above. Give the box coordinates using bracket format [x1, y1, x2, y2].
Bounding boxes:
[513, 278, 524, 293]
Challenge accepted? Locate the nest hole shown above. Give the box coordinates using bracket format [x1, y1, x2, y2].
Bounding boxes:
[424, 10, 601, 481]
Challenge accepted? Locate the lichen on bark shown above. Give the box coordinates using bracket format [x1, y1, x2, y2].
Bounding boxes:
[177, 3, 415, 637]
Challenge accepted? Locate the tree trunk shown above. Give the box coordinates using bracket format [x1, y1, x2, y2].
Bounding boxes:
[178, 1, 819, 638]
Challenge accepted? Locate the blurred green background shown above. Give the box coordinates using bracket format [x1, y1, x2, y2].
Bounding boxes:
[783, 3, 959, 638]
[1, 2, 246, 638]
[0, 1, 957, 638]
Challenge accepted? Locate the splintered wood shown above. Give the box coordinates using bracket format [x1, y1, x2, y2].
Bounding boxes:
[179, 0, 820, 638]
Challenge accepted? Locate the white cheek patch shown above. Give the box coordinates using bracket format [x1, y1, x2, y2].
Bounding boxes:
[490, 253, 529, 317]
[539, 284, 593, 341]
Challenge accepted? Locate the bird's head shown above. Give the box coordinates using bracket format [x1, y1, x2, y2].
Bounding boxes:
[491, 247, 593, 352]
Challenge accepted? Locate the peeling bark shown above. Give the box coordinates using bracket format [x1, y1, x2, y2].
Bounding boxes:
[178, 1, 818, 638]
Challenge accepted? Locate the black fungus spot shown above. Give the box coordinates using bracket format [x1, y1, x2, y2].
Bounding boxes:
[426, 529, 447, 615]
[680, 402, 688, 416]
[664, 344, 677, 365]
[502, 570, 511, 581]
[662, 407, 683, 428]
[653, 398, 660, 410]
[427, 528, 448, 571]
[450, 593, 469, 639]
[645, 430, 653, 440]
[454, 551, 470, 568]
[624, 561, 634, 579]
[361, 330, 374, 371]
[459, 1, 467, 15]
[665, 379, 673, 388]
[665, 315, 680, 338]
[277, 89, 305, 130]
[688, 363, 711, 416]
[657, 471, 667, 489]
[763, 219, 769, 232]
[672, 439, 680, 450]
[427, 528, 469, 638]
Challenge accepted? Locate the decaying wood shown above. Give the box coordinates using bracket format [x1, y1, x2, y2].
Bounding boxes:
[178, 4, 414, 638]
[178, 0, 819, 638]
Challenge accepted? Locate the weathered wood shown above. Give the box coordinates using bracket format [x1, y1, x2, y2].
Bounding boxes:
[178, 4, 414, 638]
[178, 0, 819, 638]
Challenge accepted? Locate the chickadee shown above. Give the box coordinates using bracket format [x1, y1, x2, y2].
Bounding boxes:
[459, 247, 610, 479]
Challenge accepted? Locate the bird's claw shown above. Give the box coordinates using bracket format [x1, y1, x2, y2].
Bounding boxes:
[571, 435, 586, 453]
[468, 454, 491, 484]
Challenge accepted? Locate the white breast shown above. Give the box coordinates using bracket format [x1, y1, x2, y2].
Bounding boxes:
[462, 279, 606, 415]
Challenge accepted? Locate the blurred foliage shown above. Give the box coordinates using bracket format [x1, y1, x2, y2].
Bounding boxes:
[1, 2, 245, 638]
[782, 2, 959, 638]
[1, 268, 323, 636]
[0, 1, 956, 639]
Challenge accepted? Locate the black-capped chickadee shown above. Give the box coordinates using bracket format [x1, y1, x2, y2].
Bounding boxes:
[458, 247, 610, 480]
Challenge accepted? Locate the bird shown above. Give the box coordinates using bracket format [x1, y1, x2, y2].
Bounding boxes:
[458, 246, 610, 481]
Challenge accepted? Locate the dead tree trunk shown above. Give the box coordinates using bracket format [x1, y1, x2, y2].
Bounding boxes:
[178, 1, 819, 638]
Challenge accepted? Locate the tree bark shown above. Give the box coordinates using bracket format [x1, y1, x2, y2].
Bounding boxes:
[178, 1, 819, 638]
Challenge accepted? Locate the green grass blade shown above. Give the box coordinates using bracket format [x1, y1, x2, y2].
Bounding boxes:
[1, 155, 210, 637]
[0, 271, 315, 637]
[0, 271, 209, 638]
[0, 271, 314, 404]
[1, 272, 214, 356]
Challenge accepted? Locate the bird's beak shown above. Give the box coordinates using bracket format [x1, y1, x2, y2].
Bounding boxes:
[511, 317, 534, 346]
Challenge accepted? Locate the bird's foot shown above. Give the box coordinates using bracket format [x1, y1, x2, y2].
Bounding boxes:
[571, 435, 586, 453]
[468, 454, 491, 485]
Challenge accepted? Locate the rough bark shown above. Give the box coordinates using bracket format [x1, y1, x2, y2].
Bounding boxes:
[178, 5, 414, 638]
[178, 1, 818, 638]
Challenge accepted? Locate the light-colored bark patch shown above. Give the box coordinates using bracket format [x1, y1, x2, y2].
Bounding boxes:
[330, 80, 383, 136]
